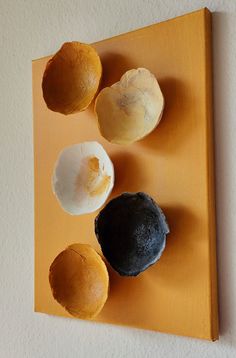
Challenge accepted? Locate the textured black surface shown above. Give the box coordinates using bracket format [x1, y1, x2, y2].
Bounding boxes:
[95, 192, 170, 276]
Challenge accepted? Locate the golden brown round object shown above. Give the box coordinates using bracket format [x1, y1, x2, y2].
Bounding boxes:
[42, 42, 102, 115]
[49, 244, 109, 319]
[95, 68, 164, 144]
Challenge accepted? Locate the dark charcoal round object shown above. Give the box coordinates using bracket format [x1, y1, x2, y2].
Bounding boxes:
[95, 192, 170, 276]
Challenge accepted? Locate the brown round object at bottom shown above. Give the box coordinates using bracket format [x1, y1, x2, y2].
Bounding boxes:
[49, 244, 109, 319]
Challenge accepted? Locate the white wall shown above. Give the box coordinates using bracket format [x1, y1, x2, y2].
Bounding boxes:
[1, 0, 236, 357]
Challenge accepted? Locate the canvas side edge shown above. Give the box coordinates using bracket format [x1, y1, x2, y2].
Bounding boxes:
[204, 9, 219, 341]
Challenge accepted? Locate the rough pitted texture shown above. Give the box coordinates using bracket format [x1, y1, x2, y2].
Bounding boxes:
[1, 0, 236, 357]
[95, 192, 169, 276]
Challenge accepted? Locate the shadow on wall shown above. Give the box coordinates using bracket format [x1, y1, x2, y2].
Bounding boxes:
[213, 11, 236, 344]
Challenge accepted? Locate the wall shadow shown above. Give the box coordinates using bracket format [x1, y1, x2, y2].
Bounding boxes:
[100, 53, 135, 88]
[146, 205, 202, 288]
[109, 151, 147, 197]
[138, 77, 193, 154]
[86, 53, 135, 114]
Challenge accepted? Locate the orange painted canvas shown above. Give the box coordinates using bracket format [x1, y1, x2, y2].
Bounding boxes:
[33, 8, 218, 340]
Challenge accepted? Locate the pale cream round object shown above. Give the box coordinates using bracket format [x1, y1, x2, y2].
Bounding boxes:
[95, 68, 164, 144]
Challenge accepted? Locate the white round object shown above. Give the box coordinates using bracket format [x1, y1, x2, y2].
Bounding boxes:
[52, 142, 114, 215]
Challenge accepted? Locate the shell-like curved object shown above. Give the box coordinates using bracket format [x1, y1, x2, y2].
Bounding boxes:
[42, 42, 102, 114]
[52, 142, 114, 215]
[95, 68, 164, 144]
[95, 192, 169, 276]
[49, 244, 109, 319]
